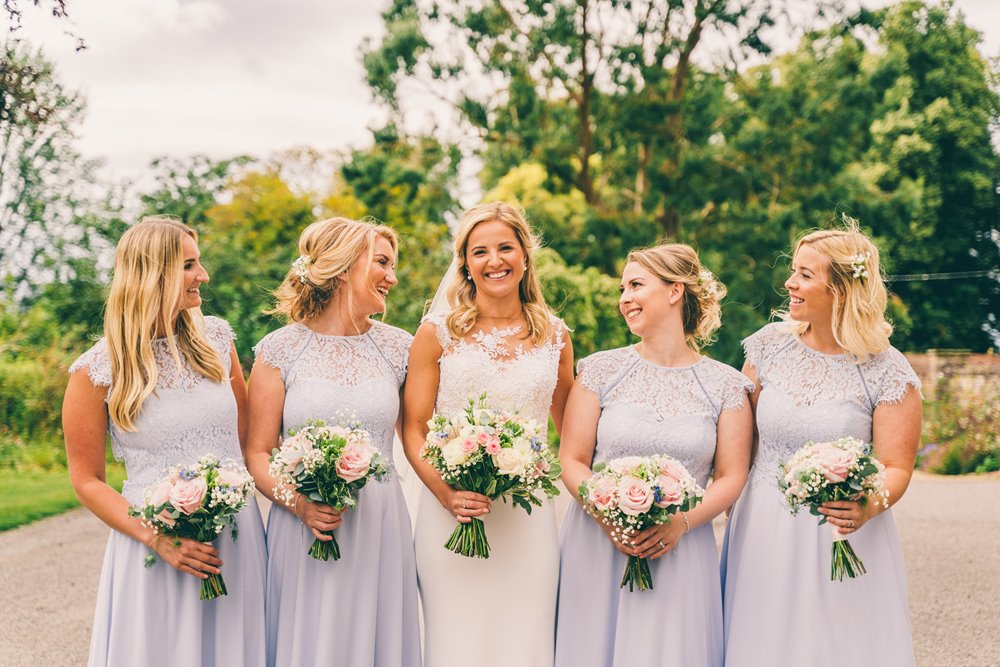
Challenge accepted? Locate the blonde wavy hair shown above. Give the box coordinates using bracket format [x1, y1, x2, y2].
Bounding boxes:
[627, 243, 726, 351]
[105, 217, 226, 431]
[269, 216, 398, 324]
[443, 202, 553, 345]
[780, 218, 892, 361]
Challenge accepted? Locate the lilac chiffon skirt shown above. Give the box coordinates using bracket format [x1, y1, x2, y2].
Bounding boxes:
[555, 502, 724, 666]
[88, 502, 267, 666]
[265, 478, 421, 667]
[721, 479, 914, 666]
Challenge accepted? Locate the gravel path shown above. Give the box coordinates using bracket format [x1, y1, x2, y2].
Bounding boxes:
[0, 472, 996, 666]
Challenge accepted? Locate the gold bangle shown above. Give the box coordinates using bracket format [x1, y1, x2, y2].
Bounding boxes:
[681, 512, 690, 533]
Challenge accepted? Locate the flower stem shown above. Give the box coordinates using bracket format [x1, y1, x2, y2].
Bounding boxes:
[620, 555, 654, 591]
[444, 517, 491, 558]
[308, 531, 342, 561]
[200, 572, 228, 600]
[830, 539, 867, 581]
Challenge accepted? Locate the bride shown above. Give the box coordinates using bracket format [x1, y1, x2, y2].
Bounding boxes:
[402, 202, 574, 666]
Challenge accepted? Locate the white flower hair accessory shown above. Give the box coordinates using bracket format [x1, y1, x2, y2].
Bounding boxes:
[291, 254, 311, 284]
[849, 252, 870, 281]
[698, 269, 720, 297]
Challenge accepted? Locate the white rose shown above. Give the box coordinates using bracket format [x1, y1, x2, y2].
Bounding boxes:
[494, 448, 529, 476]
[441, 440, 468, 467]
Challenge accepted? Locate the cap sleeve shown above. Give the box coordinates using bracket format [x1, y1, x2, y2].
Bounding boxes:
[370, 321, 414, 386]
[718, 365, 756, 411]
[874, 347, 922, 406]
[69, 339, 112, 389]
[421, 313, 454, 351]
[742, 322, 795, 382]
[253, 325, 303, 376]
[576, 349, 626, 398]
[203, 316, 235, 372]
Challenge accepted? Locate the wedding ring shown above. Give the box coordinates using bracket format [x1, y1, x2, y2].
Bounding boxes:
[657, 539, 666, 550]
[848, 520, 855, 528]
[462, 500, 467, 510]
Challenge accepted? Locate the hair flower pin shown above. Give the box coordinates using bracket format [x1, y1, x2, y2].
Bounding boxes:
[849, 252, 870, 281]
[698, 269, 720, 297]
[291, 254, 311, 283]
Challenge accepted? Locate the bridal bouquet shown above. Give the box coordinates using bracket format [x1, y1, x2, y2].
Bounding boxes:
[129, 455, 255, 600]
[778, 437, 889, 581]
[421, 394, 562, 558]
[579, 455, 704, 592]
[269, 418, 389, 561]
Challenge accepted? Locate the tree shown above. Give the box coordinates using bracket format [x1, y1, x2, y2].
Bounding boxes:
[856, 1, 1000, 351]
[0, 41, 95, 298]
[364, 0, 844, 238]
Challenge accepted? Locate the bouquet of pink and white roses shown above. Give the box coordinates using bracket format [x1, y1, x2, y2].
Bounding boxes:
[579, 455, 704, 592]
[778, 436, 889, 581]
[269, 418, 389, 561]
[129, 455, 255, 600]
[421, 394, 562, 558]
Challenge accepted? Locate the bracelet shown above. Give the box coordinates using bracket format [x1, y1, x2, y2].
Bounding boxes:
[681, 512, 690, 533]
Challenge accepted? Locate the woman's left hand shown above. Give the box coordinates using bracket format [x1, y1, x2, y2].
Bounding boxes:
[630, 515, 689, 560]
[819, 499, 877, 535]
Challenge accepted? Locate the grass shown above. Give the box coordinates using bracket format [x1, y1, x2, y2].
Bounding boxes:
[0, 464, 126, 532]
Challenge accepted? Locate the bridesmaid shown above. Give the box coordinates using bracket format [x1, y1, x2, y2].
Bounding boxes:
[721, 221, 922, 666]
[556, 243, 753, 666]
[245, 217, 420, 667]
[62, 217, 266, 666]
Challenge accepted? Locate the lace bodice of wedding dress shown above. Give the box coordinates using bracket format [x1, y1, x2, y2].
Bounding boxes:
[427, 313, 566, 423]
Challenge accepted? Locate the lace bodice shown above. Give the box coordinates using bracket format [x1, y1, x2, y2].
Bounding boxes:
[744, 322, 921, 486]
[578, 347, 753, 487]
[427, 313, 566, 424]
[69, 316, 242, 504]
[254, 320, 412, 471]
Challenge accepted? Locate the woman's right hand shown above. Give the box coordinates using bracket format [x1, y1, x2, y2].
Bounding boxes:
[149, 535, 222, 580]
[291, 493, 343, 540]
[438, 487, 491, 524]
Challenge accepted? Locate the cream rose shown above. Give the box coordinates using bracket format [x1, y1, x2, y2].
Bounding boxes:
[494, 448, 529, 476]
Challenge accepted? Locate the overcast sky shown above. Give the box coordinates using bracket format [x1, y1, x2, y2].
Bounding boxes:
[12, 0, 1000, 194]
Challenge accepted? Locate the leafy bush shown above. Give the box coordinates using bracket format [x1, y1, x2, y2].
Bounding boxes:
[919, 377, 1000, 475]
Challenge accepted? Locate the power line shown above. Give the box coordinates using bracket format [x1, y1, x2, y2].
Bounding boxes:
[887, 270, 996, 282]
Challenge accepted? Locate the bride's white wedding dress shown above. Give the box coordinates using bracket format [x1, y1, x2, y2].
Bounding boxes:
[414, 313, 566, 667]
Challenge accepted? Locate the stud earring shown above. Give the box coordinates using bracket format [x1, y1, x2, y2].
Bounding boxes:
[466, 273, 472, 281]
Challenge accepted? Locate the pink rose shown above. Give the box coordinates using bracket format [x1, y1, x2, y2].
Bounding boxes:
[587, 474, 617, 511]
[658, 458, 689, 482]
[460, 437, 478, 454]
[654, 475, 683, 507]
[475, 431, 490, 445]
[157, 508, 176, 527]
[336, 442, 374, 482]
[816, 446, 854, 483]
[617, 477, 654, 516]
[484, 435, 502, 455]
[169, 477, 208, 515]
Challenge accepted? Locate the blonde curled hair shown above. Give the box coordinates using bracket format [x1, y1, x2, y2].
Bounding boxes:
[269, 216, 398, 323]
[443, 202, 553, 345]
[105, 217, 226, 431]
[780, 218, 892, 361]
[627, 243, 726, 351]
